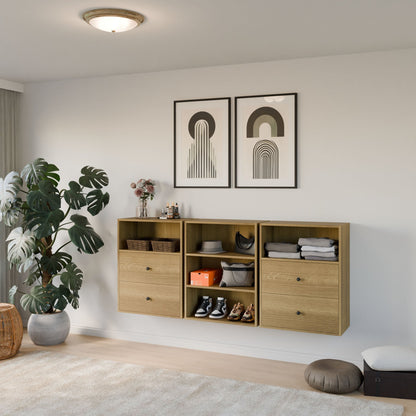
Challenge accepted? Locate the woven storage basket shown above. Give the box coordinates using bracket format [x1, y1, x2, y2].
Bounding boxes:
[126, 239, 151, 251]
[0, 303, 23, 360]
[151, 238, 180, 252]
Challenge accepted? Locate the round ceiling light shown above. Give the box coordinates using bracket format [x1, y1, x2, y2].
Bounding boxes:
[83, 8, 144, 33]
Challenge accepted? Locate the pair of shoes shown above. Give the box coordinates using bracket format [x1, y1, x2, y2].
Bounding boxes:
[227, 302, 255, 322]
[194, 296, 228, 319]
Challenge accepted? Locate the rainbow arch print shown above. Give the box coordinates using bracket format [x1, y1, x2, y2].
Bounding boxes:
[246, 106, 284, 138]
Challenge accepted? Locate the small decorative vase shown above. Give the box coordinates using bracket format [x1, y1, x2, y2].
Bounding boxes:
[136, 199, 148, 218]
[27, 311, 70, 346]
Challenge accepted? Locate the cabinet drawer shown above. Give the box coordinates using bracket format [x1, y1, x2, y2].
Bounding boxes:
[119, 282, 181, 318]
[119, 251, 181, 285]
[261, 259, 339, 298]
[260, 293, 339, 335]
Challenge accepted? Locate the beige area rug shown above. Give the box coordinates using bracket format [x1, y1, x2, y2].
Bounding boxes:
[0, 351, 403, 416]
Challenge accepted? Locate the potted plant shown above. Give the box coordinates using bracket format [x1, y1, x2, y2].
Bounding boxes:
[0, 158, 109, 345]
[130, 178, 155, 217]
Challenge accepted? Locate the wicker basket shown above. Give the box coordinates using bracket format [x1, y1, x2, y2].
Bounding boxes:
[126, 239, 151, 251]
[151, 238, 180, 252]
[0, 303, 23, 360]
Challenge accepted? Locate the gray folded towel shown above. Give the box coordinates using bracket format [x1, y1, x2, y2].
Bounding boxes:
[301, 251, 337, 258]
[265, 242, 299, 253]
[268, 251, 301, 259]
[298, 237, 335, 247]
[303, 256, 338, 261]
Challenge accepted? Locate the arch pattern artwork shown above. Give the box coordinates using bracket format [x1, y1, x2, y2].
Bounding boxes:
[234, 93, 297, 188]
[187, 111, 217, 178]
[246, 106, 284, 138]
[253, 140, 279, 179]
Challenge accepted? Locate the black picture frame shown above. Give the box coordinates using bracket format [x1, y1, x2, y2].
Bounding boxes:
[174, 97, 231, 188]
[235, 93, 298, 188]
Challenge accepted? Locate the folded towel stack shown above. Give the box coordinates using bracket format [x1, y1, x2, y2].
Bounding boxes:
[298, 238, 338, 261]
[265, 242, 300, 259]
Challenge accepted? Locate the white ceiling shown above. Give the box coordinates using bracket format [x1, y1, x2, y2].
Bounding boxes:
[1, 0, 416, 83]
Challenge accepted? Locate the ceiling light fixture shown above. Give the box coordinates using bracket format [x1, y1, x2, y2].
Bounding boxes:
[83, 8, 144, 33]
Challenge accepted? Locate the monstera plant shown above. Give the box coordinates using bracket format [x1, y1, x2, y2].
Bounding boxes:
[0, 158, 109, 318]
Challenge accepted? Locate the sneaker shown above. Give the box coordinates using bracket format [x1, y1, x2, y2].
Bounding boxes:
[227, 302, 245, 321]
[209, 297, 228, 319]
[241, 304, 255, 323]
[194, 296, 212, 317]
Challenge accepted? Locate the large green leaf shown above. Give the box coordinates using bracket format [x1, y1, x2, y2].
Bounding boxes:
[40, 252, 72, 275]
[8, 285, 18, 304]
[6, 227, 36, 266]
[50, 284, 72, 311]
[21, 286, 50, 314]
[68, 214, 104, 254]
[26, 208, 65, 238]
[27, 180, 61, 212]
[0, 171, 22, 212]
[60, 262, 83, 291]
[63, 181, 87, 210]
[79, 166, 109, 189]
[21, 158, 60, 188]
[86, 189, 110, 216]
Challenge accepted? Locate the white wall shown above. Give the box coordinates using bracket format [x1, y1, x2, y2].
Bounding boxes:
[19, 48, 416, 365]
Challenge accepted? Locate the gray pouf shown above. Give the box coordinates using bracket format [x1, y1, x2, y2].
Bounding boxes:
[304, 359, 363, 394]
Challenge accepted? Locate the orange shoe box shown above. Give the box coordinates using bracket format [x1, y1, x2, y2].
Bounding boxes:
[190, 268, 222, 286]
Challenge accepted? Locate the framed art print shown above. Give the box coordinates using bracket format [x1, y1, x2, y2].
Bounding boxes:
[174, 97, 231, 188]
[235, 93, 297, 188]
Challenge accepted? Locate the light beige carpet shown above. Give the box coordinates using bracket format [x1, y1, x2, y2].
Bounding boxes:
[0, 351, 403, 416]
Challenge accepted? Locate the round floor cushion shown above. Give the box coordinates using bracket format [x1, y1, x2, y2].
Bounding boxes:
[304, 359, 363, 394]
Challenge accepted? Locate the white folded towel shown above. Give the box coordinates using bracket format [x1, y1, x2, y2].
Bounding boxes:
[301, 251, 337, 258]
[301, 245, 338, 252]
[268, 251, 301, 259]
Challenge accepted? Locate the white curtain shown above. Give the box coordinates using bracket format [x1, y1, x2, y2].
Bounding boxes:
[0, 88, 19, 304]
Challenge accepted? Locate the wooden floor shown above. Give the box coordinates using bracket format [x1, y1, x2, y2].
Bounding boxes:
[20, 333, 415, 415]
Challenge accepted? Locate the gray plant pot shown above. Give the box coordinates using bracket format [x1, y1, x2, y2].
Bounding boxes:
[27, 311, 70, 346]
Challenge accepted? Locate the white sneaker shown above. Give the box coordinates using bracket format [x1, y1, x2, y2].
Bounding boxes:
[194, 296, 212, 317]
[209, 297, 228, 319]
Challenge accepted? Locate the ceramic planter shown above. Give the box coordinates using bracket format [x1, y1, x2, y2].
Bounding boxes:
[27, 311, 70, 346]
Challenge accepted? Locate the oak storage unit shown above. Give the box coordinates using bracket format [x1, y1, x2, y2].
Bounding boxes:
[118, 218, 183, 318]
[184, 219, 259, 326]
[117, 218, 350, 335]
[260, 221, 349, 335]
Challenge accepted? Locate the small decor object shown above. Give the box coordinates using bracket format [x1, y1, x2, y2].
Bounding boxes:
[304, 359, 363, 394]
[174, 97, 231, 188]
[235, 93, 297, 188]
[0, 303, 23, 359]
[219, 261, 255, 287]
[130, 179, 155, 218]
[199, 240, 225, 254]
[235, 231, 255, 255]
[0, 158, 110, 346]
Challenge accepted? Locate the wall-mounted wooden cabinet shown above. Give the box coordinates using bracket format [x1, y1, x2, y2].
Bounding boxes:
[259, 221, 349, 335]
[184, 219, 258, 326]
[117, 218, 183, 318]
[117, 218, 350, 335]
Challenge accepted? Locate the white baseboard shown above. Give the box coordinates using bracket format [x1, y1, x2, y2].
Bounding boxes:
[70, 324, 362, 367]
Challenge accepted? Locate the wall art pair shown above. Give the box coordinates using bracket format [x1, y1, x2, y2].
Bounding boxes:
[174, 93, 297, 188]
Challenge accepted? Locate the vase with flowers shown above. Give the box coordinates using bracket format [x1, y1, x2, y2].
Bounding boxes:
[131, 179, 155, 218]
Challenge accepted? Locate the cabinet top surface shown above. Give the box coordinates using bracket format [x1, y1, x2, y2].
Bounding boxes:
[118, 218, 349, 226]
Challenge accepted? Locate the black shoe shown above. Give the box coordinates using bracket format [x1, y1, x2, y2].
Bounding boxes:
[209, 297, 228, 319]
[194, 296, 212, 317]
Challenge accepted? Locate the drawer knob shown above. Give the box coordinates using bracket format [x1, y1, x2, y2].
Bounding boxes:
[146, 297, 152, 301]
[146, 266, 151, 271]
[296, 310, 301, 315]
[296, 277, 301, 282]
